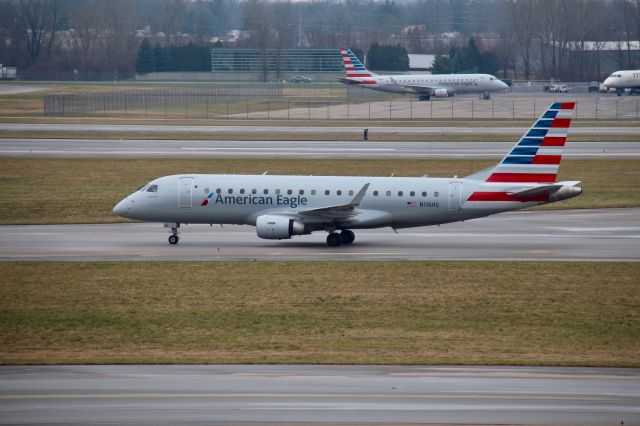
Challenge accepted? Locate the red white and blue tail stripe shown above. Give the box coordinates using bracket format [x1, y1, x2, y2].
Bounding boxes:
[488, 101, 574, 184]
[467, 101, 575, 203]
[340, 48, 377, 85]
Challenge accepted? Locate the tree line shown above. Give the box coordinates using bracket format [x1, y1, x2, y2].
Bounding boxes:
[1, 0, 639, 81]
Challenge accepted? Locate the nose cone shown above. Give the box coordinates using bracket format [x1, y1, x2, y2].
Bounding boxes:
[603, 77, 613, 88]
[500, 80, 509, 91]
[113, 197, 132, 218]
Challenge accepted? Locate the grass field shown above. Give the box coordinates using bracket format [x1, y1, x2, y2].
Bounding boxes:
[0, 158, 637, 224]
[1, 261, 637, 365]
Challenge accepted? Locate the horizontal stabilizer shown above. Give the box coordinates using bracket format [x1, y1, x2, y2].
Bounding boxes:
[338, 77, 364, 85]
[507, 181, 581, 199]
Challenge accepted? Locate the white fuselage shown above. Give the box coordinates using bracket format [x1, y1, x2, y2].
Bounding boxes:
[114, 174, 547, 230]
[603, 70, 640, 90]
[363, 73, 508, 96]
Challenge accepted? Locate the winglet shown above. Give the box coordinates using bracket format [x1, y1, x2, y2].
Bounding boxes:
[350, 183, 369, 206]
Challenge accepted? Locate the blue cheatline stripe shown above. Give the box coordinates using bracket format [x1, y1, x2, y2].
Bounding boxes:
[510, 147, 539, 155]
[550, 102, 563, 109]
[526, 129, 548, 137]
[502, 156, 534, 164]
[518, 137, 544, 146]
[534, 119, 553, 128]
[542, 110, 558, 119]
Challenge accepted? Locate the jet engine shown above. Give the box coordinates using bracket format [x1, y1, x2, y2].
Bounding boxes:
[434, 88, 453, 98]
[256, 214, 305, 240]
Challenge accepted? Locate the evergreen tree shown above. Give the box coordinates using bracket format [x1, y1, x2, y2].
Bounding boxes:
[135, 39, 155, 74]
[431, 54, 454, 74]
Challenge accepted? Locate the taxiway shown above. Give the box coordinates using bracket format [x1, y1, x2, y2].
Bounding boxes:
[1, 208, 638, 261]
[0, 138, 638, 158]
[1, 365, 638, 424]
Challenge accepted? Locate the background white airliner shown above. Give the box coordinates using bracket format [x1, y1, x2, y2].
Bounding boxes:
[114, 102, 581, 247]
[603, 69, 640, 95]
[338, 48, 508, 101]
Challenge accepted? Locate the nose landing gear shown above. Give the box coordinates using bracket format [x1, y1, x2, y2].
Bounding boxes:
[165, 223, 180, 245]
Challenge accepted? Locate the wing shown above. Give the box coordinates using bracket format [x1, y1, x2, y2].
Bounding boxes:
[296, 183, 369, 222]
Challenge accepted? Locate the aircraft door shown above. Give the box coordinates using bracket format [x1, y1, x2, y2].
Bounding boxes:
[449, 182, 461, 212]
[178, 177, 193, 208]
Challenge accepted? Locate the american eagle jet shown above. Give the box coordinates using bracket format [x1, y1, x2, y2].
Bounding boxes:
[113, 102, 581, 247]
[338, 48, 508, 101]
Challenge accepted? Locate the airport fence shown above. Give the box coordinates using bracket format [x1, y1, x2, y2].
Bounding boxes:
[44, 88, 640, 120]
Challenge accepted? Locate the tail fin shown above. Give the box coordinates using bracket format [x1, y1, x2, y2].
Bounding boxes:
[466, 101, 575, 184]
[340, 48, 377, 79]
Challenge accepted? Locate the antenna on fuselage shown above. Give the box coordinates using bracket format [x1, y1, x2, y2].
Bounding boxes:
[262, 171, 268, 175]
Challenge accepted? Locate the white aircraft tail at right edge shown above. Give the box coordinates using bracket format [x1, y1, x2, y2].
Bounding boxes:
[338, 47, 508, 101]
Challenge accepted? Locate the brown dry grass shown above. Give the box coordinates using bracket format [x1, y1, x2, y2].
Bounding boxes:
[1, 261, 638, 365]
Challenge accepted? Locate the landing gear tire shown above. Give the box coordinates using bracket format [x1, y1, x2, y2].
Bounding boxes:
[340, 230, 355, 245]
[419, 94, 431, 101]
[326, 232, 342, 247]
[168, 234, 179, 245]
[480, 92, 491, 100]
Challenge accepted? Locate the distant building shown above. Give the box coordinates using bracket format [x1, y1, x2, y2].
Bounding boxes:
[408, 54, 436, 71]
[206, 48, 343, 82]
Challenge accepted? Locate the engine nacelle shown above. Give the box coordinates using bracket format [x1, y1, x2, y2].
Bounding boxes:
[434, 88, 453, 98]
[256, 214, 305, 240]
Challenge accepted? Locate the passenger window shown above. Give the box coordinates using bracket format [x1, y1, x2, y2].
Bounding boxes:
[373, 190, 379, 196]
[422, 191, 427, 197]
[434, 191, 439, 197]
[204, 187, 209, 194]
[311, 190, 316, 195]
[287, 189, 292, 195]
[263, 189, 269, 194]
[146, 185, 158, 193]
[228, 188, 233, 194]
[216, 188, 221, 194]
[240, 188, 245, 194]
[252, 188, 257, 194]
[299, 189, 304, 195]
[337, 190, 342, 196]
[398, 191, 403, 196]
[275, 189, 281, 195]
[348, 190, 354, 196]
[410, 191, 415, 197]
[386, 191, 391, 196]
[325, 190, 330, 195]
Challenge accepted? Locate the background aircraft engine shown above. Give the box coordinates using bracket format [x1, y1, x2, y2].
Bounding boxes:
[434, 88, 452, 97]
[256, 214, 305, 240]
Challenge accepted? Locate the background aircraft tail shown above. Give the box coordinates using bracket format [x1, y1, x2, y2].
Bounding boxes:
[340, 48, 377, 82]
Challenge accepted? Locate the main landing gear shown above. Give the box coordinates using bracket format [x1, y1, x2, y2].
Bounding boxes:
[480, 91, 491, 100]
[166, 223, 180, 245]
[418, 94, 431, 101]
[326, 230, 355, 247]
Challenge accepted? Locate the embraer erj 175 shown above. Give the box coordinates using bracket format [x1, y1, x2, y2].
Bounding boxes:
[113, 102, 581, 247]
[603, 69, 640, 95]
[337, 48, 508, 101]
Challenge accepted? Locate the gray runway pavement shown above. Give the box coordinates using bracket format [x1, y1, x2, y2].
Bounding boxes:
[2, 208, 638, 261]
[1, 365, 638, 424]
[0, 138, 638, 158]
[1, 122, 640, 134]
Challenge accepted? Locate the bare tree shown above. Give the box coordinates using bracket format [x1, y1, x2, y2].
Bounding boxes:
[13, 0, 60, 66]
[508, 0, 538, 80]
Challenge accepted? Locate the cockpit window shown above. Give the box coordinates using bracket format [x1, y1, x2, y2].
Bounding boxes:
[146, 184, 158, 193]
